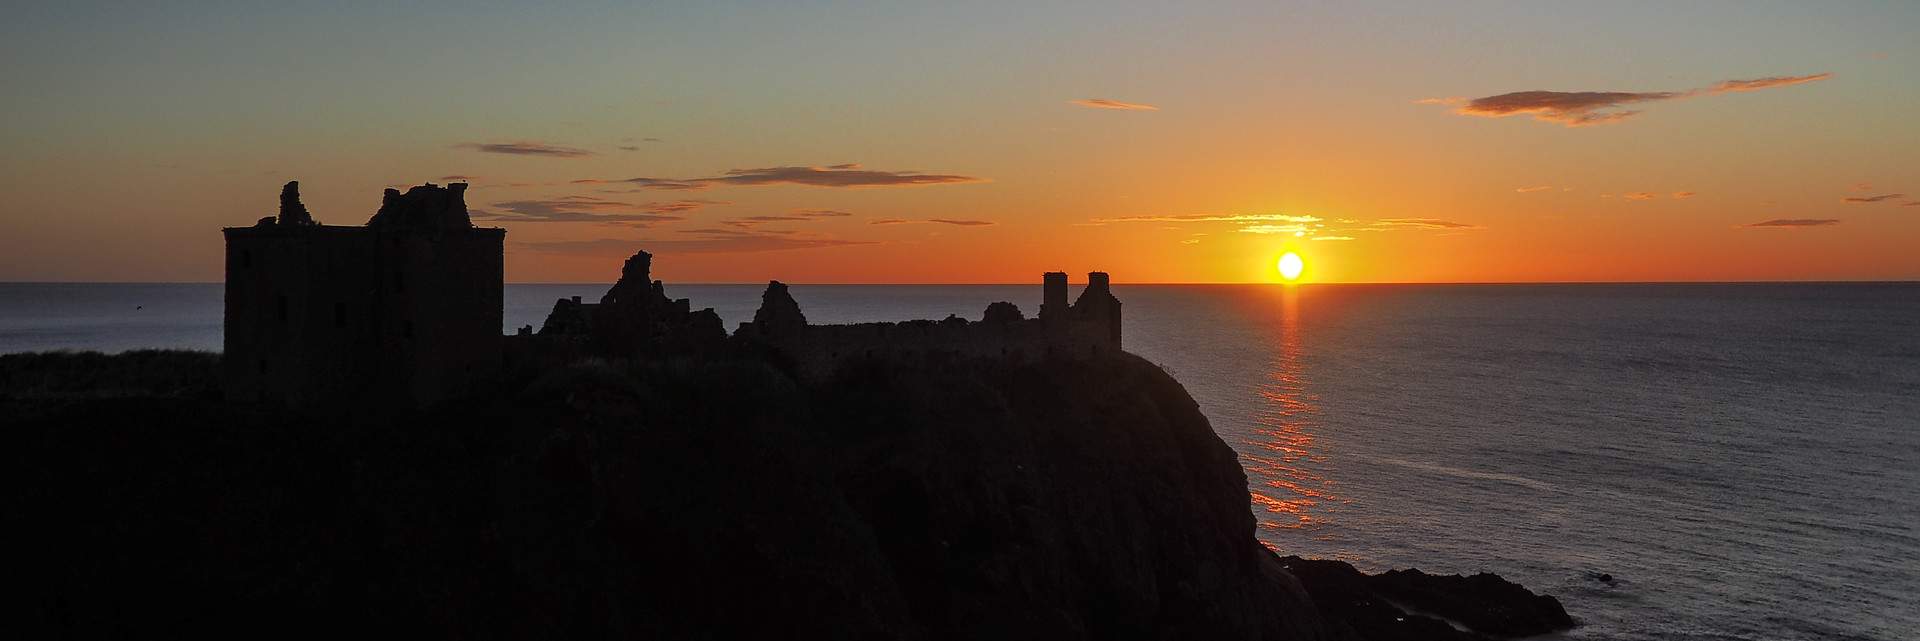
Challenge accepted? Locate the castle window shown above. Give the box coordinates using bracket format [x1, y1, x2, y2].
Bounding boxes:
[240, 250, 252, 268]
[275, 294, 288, 323]
[402, 320, 414, 339]
[394, 270, 405, 292]
[333, 302, 346, 328]
[257, 359, 267, 374]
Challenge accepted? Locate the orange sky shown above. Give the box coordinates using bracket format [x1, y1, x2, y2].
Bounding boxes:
[2, 3, 1917, 284]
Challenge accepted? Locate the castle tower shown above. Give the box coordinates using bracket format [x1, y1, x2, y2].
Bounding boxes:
[1040, 271, 1069, 320]
[223, 181, 504, 407]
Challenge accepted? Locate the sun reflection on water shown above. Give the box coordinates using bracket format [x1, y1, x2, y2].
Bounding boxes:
[1245, 287, 1342, 546]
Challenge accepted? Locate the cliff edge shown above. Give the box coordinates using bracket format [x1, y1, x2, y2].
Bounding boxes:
[12, 350, 1332, 639]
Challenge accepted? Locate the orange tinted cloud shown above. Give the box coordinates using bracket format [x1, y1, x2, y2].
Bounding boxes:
[1434, 73, 1831, 127]
[1069, 98, 1159, 111]
[474, 196, 723, 224]
[1843, 193, 1904, 203]
[456, 141, 594, 157]
[581, 164, 984, 190]
[1745, 218, 1840, 227]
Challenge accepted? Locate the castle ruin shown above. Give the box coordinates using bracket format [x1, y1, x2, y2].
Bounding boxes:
[223, 181, 504, 406]
[225, 180, 1120, 404]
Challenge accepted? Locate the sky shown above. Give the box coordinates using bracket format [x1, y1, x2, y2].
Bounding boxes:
[3, 1, 1917, 284]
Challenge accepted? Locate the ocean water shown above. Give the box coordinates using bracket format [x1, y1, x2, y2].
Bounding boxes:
[3, 281, 1917, 640]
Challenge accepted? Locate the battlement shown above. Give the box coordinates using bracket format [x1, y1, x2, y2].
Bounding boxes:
[736, 272, 1122, 380]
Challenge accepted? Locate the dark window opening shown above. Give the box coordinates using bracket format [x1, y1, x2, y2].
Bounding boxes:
[402, 320, 414, 339]
[239, 250, 252, 268]
[275, 295, 288, 323]
[394, 270, 405, 292]
[257, 359, 267, 375]
[333, 302, 346, 328]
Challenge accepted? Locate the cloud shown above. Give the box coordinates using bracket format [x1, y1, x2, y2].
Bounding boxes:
[1069, 98, 1159, 111]
[1708, 73, 1833, 93]
[1376, 218, 1482, 229]
[518, 233, 872, 256]
[581, 164, 984, 191]
[1093, 213, 1323, 224]
[865, 217, 996, 226]
[1745, 218, 1840, 227]
[1311, 236, 1355, 241]
[473, 196, 724, 224]
[1236, 224, 1313, 235]
[1624, 192, 1660, 200]
[440, 175, 480, 181]
[616, 146, 642, 152]
[1903, 201, 1920, 207]
[1843, 193, 1905, 203]
[1430, 73, 1831, 127]
[1515, 186, 1554, 193]
[1180, 239, 1201, 244]
[456, 141, 594, 157]
[794, 208, 854, 217]
[1851, 182, 1873, 191]
[1672, 191, 1697, 199]
[722, 215, 810, 228]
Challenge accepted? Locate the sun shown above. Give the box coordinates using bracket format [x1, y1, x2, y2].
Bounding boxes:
[1277, 252, 1305, 281]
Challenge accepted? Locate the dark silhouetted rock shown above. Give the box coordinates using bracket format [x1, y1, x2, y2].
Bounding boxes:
[1372, 567, 1575, 637]
[981, 301, 1024, 324]
[1279, 555, 1576, 640]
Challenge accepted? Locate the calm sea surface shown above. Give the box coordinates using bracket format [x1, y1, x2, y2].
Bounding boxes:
[3, 282, 1917, 640]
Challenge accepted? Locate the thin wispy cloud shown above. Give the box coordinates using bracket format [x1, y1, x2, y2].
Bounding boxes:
[1745, 218, 1840, 227]
[722, 215, 810, 229]
[576, 164, 984, 191]
[1425, 72, 1832, 127]
[439, 175, 479, 181]
[1376, 218, 1483, 229]
[1312, 236, 1355, 241]
[1515, 186, 1554, 193]
[473, 196, 724, 224]
[1624, 192, 1660, 201]
[793, 208, 854, 217]
[1843, 193, 1904, 203]
[1672, 191, 1697, 199]
[1069, 98, 1159, 111]
[456, 141, 595, 157]
[518, 233, 871, 256]
[864, 218, 996, 226]
[1093, 214, 1324, 224]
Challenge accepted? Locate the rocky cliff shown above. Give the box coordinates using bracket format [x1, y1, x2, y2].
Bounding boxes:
[9, 349, 1570, 639]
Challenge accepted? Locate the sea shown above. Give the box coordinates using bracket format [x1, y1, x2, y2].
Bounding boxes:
[3, 281, 1916, 641]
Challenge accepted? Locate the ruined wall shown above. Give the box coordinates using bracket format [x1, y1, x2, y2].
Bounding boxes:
[223, 225, 503, 407]
[756, 317, 1118, 380]
[738, 274, 1124, 381]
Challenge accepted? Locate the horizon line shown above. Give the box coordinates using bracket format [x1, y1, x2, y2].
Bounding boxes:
[3, 279, 1917, 286]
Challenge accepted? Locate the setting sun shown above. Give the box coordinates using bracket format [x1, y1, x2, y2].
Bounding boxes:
[1278, 252, 1305, 281]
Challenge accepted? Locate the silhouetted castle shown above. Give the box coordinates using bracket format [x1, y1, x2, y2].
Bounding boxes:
[223, 181, 503, 406]
[225, 181, 1120, 404]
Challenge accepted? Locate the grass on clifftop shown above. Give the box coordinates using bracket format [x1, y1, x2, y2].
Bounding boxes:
[0, 350, 220, 400]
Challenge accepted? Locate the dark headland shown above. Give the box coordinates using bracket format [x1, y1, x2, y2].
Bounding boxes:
[8, 183, 1574, 639]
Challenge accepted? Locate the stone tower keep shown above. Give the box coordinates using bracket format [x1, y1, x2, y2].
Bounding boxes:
[222, 181, 504, 407]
